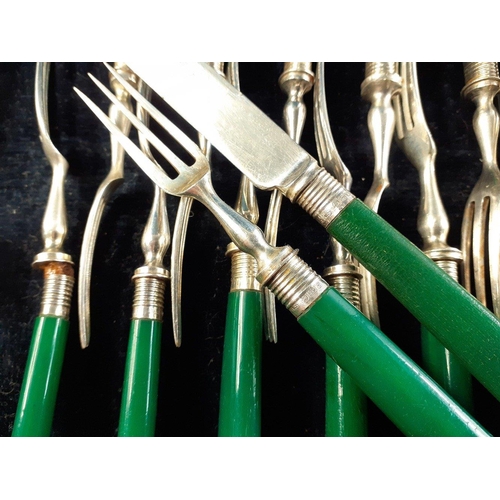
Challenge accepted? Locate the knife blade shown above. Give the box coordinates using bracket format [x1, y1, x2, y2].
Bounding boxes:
[125, 61, 500, 403]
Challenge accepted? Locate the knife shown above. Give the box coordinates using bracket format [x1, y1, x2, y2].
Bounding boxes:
[125, 61, 500, 403]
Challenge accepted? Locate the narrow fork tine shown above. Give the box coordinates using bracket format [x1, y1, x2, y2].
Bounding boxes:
[87, 73, 191, 173]
[461, 201, 474, 293]
[471, 199, 488, 306]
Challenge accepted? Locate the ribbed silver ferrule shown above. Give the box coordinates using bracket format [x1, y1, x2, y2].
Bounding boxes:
[279, 62, 315, 89]
[463, 63, 500, 98]
[365, 62, 397, 79]
[132, 275, 167, 321]
[266, 251, 328, 318]
[40, 273, 75, 320]
[425, 247, 462, 282]
[295, 166, 355, 227]
[323, 264, 362, 310]
[434, 259, 460, 282]
[226, 243, 260, 292]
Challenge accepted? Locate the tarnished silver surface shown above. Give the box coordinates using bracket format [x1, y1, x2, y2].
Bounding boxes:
[263, 62, 314, 343]
[33, 62, 72, 268]
[39, 272, 75, 320]
[313, 62, 362, 312]
[461, 62, 500, 315]
[78, 63, 137, 348]
[77, 64, 333, 328]
[359, 62, 401, 326]
[394, 62, 462, 283]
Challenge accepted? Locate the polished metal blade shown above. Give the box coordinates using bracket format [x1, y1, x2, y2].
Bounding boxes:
[126, 62, 316, 193]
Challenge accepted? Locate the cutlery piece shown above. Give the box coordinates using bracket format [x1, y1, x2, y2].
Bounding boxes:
[461, 62, 500, 317]
[118, 81, 170, 436]
[314, 62, 367, 436]
[217, 62, 263, 437]
[73, 66, 490, 437]
[360, 62, 401, 327]
[263, 62, 314, 343]
[126, 61, 500, 403]
[394, 62, 472, 411]
[78, 63, 137, 349]
[12, 63, 74, 436]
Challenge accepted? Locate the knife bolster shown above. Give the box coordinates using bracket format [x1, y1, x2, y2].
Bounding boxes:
[293, 164, 355, 228]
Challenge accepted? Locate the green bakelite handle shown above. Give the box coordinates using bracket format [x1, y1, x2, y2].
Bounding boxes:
[299, 287, 489, 436]
[12, 316, 69, 437]
[219, 290, 262, 437]
[118, 319, 162, 437]
[421, 326, 473, 412]
[329, 199, 500, 402]
[325, 355, 367, 436]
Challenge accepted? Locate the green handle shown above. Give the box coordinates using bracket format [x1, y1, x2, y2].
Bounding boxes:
[299, 287, 489, 436]
[325, 355, 367, 436]
[329, 199, 500, 401]
[12, 316, 69, 437]
[421, 326, 473, 412]
[118, 319, 162, 437]
[218, 290, 262, 437]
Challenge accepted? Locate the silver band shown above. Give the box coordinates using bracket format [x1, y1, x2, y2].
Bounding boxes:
[40, 273, 75, 320]
[294, 165, 355, 228]
[265, 249, 328, 318]
[226, 243, 260, 292]
[132, 266, 169, 321]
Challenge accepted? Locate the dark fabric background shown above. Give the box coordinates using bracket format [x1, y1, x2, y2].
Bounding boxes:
[1, 62, 498, 436]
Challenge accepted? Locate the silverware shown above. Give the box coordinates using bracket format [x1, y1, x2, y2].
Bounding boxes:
[12, 62, 74, 436]
[263, 62, 314, 343]
[461, 62, 500, 317]
[73, 65, 491, 437]
[121, 61, 500, 404]
[359, 62, 401, 326]
[78, 63, 137, 349]
[394, 62, 472, 410]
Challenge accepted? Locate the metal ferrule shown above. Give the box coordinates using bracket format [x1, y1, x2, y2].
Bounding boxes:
[40, 272, 75, 320]
[294, 164, 355, 227]
[279, 63, 315, 93]
[226, 242, 260, 292]
[462, 63, 500, 98]
[132, 266, 169, 321]
[361, 62, 401, 97]
[323, 264, 362, 311]
[424, 247, 462, 283]
[264, 248, 328, 318]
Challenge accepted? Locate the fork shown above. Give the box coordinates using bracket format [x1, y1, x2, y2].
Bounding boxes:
[393, 62, 472, 411]
[72, 64, 491, 437]
[12, 63, 75, 436]
[461, 62, 500, 317]
[117, 80, 170, 437]
[78, 63, 137, 349]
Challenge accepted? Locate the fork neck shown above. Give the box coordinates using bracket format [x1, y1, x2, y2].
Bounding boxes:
[469, 85, 500, 171]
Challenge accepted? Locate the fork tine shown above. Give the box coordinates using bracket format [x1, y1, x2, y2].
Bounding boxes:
[74, 87, 173, 192]
[87, 74, 188, 173]
[471, 199, 488, 306]
[488, 199, 500, 315]
[104, 63, 202, 160]
[461, 201, 474, 293]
